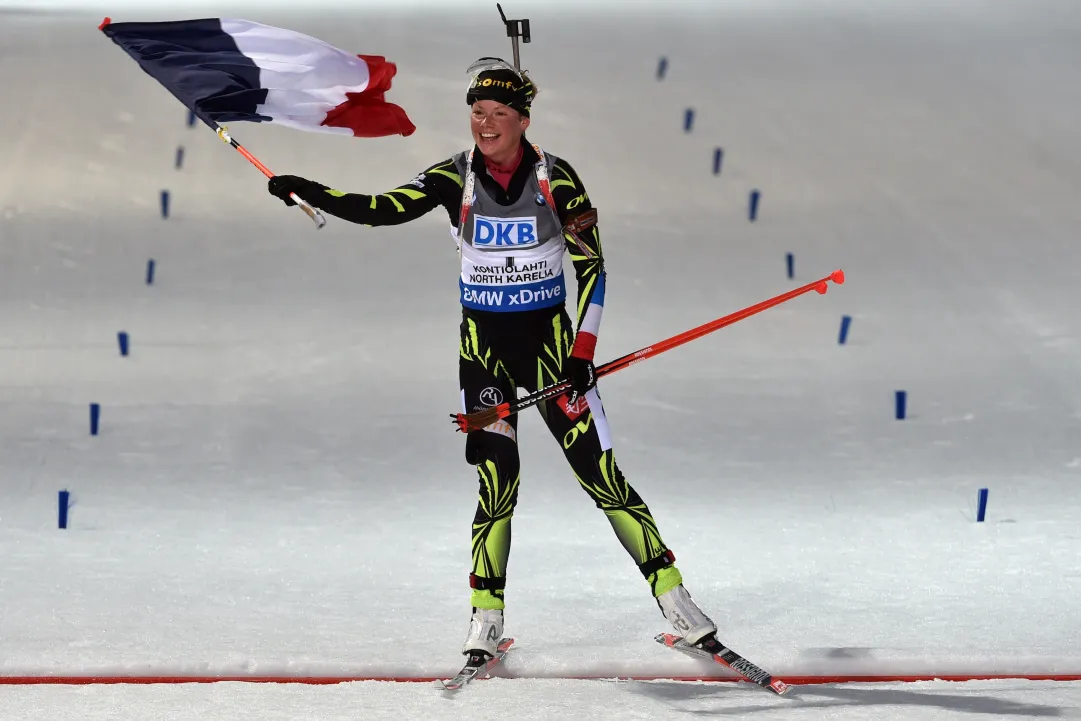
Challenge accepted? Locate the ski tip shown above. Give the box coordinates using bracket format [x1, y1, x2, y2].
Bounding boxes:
[831, 269, 845, 284]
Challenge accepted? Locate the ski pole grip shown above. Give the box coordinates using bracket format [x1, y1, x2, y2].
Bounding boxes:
[292, 194, 326, 229]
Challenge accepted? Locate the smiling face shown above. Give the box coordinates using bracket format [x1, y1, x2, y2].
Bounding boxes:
[470, 99, 530, 165]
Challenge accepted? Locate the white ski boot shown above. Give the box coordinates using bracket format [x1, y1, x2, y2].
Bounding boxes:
[657, 584, 717, 646]
[462, 607, 504, 657]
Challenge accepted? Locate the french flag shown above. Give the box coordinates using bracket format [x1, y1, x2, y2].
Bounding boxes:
[557, 271, 607, 422]
[100, 17, 415, 138]
[571, 271, 606, 361]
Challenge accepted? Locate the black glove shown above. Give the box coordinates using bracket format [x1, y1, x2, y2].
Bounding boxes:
[267, 174, 319, 207]
[564, 355, 597, 406]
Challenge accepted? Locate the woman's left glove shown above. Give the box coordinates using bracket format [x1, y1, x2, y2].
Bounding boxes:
[564, 355, 597, 406]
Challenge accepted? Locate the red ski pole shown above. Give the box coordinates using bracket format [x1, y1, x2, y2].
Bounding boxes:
[453, 269, 845, 432]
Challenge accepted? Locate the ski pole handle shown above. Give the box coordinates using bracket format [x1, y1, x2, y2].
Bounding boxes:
[289, 193, 327, 229]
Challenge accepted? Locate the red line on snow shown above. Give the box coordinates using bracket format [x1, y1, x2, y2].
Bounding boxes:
[2, 674, 1081, 686]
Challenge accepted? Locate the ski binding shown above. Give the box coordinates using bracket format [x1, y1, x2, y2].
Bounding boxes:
[656, 632, 789, 695]
[439, 637, 515, 691]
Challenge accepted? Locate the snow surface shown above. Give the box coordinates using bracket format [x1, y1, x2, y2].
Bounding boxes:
[2, 0, 1081, 717]
[5, 679, 1081, 721]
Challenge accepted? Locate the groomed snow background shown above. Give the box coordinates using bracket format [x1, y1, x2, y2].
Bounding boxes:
[2, 0, 1081, 718]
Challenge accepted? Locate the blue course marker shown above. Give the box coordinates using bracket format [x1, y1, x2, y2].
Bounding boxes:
[657, 56, 668, 80]
[895, 391, 907, 420]
[712, 148, 724, 175]
[976, 488, 989, 522]
[187, 108, 197, 127]
[786, 253, 794, 280]
[146, 259, 156, 285]
[118, 331, 129, 357]
[59, 490, 70, 529]
[683, 108, 695, 133]
[838, 315, 852, 345]
[90, 403, 101, 435]
[160, 190, 170, 219]
[175, 145, 185, 170]
[749, 190, 761, 221]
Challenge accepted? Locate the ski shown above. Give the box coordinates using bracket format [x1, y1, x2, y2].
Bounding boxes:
[656, 633, 790, 695]
[439, 637, 515, 691]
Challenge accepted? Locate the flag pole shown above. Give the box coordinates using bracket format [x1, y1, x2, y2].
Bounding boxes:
[214, 125, 326, 229]
[98, 16, 325, 229]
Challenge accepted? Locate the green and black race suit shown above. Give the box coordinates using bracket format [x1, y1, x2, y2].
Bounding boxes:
[283, 138, 684, 609]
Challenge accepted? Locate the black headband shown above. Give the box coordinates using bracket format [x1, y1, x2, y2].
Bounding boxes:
[466, 62, 535, 116]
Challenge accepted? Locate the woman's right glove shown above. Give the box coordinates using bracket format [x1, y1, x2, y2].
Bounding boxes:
[267, 175, 320, 207]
